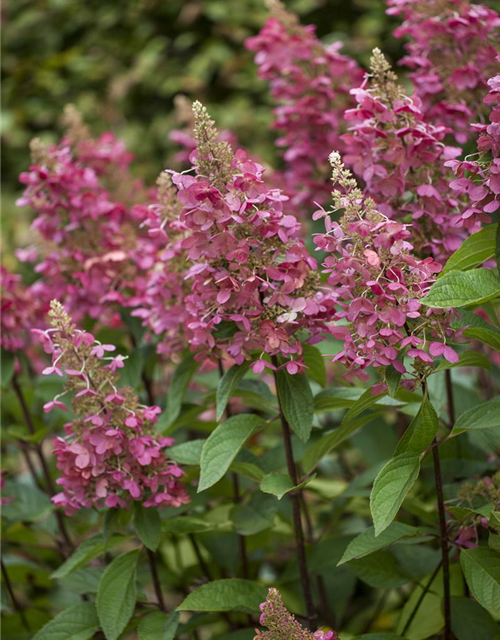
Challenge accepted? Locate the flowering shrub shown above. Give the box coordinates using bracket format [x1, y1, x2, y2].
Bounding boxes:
[2, 2, 500, 640]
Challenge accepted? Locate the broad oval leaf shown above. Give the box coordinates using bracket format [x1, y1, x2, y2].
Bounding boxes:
[275, 369, 314, 442]
[370, 454, 421, 536]
[452, 397, 500, 436]
[51, 534, 127, 579]
[177, 578, 267, 614]
[302, 344, 326, 387]
[198, 415, 264, 492]
[138, 611, 180, 640]
[96, 549, 140, 640]
[441, 224, 497, 275]
[32, 602, 100, 640]
[432, 351, 491, 373]
[460, 547, 500, 617]
[450, 596, 499, 640]
[421, 268, 500, 308]
[161, 516, 214, 535]
[168, 439, 205, 465]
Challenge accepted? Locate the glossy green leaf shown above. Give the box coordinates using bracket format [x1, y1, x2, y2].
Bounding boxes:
[302, 344, 326, 387]
[32, 602, 100, 640]
[216, 362, 250, 421]
[260, 471, 315, 500]
[432, 351, 491, 373]
[371, 453, 421, 535]
[338, 522, 421, 564]
[441, 224, 497, 275]
[51, 534, 127, 579]
[198, 415, 264, 491]
[161, 517, 214, 535]
[275, 369, 314, 442]
[421, 268, 500, 308]
[168, 439, 204, 465]
[394, 398, 438, 455]
[460, 547, 500, 617]
[134, 504, 161, 551]
[138, 611, 180, 640]
[164, 352, 199, 429]
[452, 397, 500, 436]
[177, 579, 267, 613]
[96, 550, 140, 640]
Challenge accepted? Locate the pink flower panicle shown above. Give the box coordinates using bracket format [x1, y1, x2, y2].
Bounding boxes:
[16, 107, 157, 327]
[342, 48, 468, 259]
[447, 63, 500, 227]
[255, 588, 337, 640]
[33, 300, 189, 515]
[246, 1, 363, 211]
[0, 267, 37, 353]
[134, 102, 334, 373]
[388, 0, 500, 143]
[313, 153, 458, 387]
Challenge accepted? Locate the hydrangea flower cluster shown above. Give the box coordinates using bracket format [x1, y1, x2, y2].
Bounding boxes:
[255, 588, 337, 640]
[388, 0, 500, 143]
[447, 63, 500, 226]
[16, 107, 157, 327]
[314, 152, 458, 387]
[0, 267, 37, 353]
[32, 300, 189, 515]
[246, 0, 363, 211]
[342, 49, 467, 259]
[133, 102, 335, 373]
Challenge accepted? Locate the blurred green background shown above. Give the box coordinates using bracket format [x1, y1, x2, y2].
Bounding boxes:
[1, 0, 402, 250]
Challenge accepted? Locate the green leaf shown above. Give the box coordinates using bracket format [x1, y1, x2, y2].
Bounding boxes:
[302, 413, 376, 474]
[231, 494, 277, 536]
[32, 602, 100, 640]
[161, 517, 214, 535]
[119, 349, 144, 389]
[176, 579, 267, 614]
[452, 397, 500, 436]
[134, 505, 161, 551]
[394, 398, 438, 455]
[463, 327, 500, 352]
[450, 596, 500, 640]
[198, 415, 264, 491]
[164, 352, 199, 429]
[460, 547, 500, 617]
[385, 364, 402, 397]
[229, 461, 265, 482]
[342, 388, 386, 424]
[421, 268, 500, 308]
[216, 362, 250, 421]
[441, 225, 497, 275]
[1, 349, 15, 388]
[314, 386, 364, 412]
[51, 534, 127, 579]
[260, 471, 315, 500]
[137, 611, 180, 640]
[168, 439, 204, 465]
[354, 636, 405, 640]
[370, 453, 421, 535]
[349, 551, 410, 589]
[275, 369, 314, 442]
[302, 344, 326, 387]
[96, 550, 140, 640]
[338, 522, 421, 564]
[432, 351, 491, 373]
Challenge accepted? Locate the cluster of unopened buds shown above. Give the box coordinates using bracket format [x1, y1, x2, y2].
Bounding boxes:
[246, 0, 363, 211]
[255, 588, 337, 640]
[451, 472, 500, 549]
[388, 0, 500, 142]
[32, 300, 189, 515]
[133, 102, 335, 374]
[314, 152, 458, 387]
